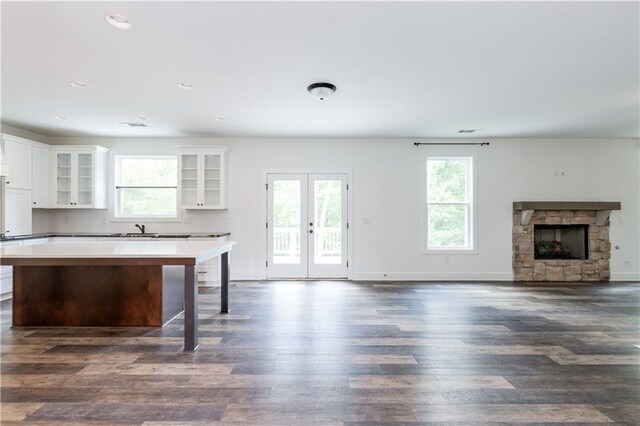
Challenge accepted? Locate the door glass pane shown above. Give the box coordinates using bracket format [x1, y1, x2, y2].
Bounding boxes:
[77, 153, 93, 205]
[314, 180, 342, 264]
[273, 180, 301, 264]
[56, 153, 71, 205]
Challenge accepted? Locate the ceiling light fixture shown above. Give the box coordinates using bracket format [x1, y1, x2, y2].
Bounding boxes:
[119, 122, 147, 128]
[136, 116, 148, 121]
[215, 116, 226, 121]
[307, 82, 336, 101]
[53, 115, 68, 120]
[177, 82, 194, 90]
[105, 13, 132, 30]
[69, 80, 89, 89]
[458, 129, 481, 134]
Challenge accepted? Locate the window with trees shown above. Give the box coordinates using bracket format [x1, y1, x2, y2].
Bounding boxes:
[115, 156, 178, 219]
[425, 157, 474, 251]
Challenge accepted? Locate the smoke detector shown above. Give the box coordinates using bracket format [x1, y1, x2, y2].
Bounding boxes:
[307, 82, 336, 101]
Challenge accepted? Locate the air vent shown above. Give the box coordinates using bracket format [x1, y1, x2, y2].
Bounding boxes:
[119, 122, 147, 127]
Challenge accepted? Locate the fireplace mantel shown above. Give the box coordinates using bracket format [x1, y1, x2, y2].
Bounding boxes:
[513, 201, 621, 226]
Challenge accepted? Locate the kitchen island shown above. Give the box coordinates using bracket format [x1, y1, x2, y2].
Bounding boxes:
[0, 240, 234, 351]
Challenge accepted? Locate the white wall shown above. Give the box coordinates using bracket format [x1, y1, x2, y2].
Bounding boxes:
[24, 134, 640, 281]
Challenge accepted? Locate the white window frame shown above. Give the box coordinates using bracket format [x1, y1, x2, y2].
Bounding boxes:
[423, 155, 476, 254]
[112, 155, 181, 222]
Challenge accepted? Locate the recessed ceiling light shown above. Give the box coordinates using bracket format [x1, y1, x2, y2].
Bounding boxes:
[105, 13, 132, 30]
[215, 116, 226, 121]
[458, 129, 482, 134]
[307, 82, 337, 101]
[53, 115, 68, 120]
[177, 82, 194, 90]
[119, 122, 147, 128]
[69, 80, 89, 89]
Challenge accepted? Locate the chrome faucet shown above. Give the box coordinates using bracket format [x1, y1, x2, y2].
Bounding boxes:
[134, 224, 146, 234]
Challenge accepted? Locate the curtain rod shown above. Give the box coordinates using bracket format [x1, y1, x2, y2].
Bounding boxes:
[414, 142, 490, 147]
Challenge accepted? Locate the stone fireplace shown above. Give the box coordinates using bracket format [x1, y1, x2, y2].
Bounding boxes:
[512, 201, 621, 282]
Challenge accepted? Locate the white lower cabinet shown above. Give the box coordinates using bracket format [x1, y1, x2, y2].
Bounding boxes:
[189, 236, 229, 286]
[0, 238, 48, 299]
[0, 240, 21, 299]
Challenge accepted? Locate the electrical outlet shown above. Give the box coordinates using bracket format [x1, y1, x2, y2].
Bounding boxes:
[624, 259, 631, 266]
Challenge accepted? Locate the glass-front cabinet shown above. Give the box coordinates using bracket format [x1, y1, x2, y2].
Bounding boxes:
[52, 146, 109, 209]
[178, 147, 228, 209]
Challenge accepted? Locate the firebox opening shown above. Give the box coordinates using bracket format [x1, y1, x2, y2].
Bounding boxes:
[534, 224, 589, 260]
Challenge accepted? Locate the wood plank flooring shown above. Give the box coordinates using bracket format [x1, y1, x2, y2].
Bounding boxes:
[1, 281, 639, 424]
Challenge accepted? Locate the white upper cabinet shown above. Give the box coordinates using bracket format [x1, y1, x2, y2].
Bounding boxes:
[4, 188, 32, 236]
[32, 143, 51, 208]
[2, 135, 32, 190]
[178, 147, 229, 209]
[52, 146, 109, 209]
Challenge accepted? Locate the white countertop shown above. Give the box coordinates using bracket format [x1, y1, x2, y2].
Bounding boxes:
[0, 240, 235, 264]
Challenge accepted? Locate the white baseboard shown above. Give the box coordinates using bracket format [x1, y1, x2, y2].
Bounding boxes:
[350, 272, 513, 281]
[231, 270, 640, 283]
[610, 272, 640, 281]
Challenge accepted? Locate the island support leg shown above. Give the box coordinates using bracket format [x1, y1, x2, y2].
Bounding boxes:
[221, 251, 230, 314]
[184, 265, 199, 351]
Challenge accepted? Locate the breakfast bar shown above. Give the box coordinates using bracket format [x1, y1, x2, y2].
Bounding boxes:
[0, 240, 235, 351]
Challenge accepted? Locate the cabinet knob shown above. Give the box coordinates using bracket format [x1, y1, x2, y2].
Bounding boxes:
[33, 202, 36, 205]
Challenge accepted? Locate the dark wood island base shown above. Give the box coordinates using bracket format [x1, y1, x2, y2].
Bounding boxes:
[12, 265, 186, 327]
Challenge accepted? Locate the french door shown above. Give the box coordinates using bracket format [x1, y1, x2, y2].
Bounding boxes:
[267, 173, 348, 279]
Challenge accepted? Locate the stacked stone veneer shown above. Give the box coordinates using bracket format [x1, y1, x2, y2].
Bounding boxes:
[512, 210, 611, 282]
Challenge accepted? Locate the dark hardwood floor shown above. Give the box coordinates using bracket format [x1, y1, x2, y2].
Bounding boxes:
[1, 281, 639, 424]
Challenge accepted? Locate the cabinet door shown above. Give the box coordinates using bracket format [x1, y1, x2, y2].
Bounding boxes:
[0, 241, 21, 297]
[32, 145, 51, 208]
[55, 152, 73, 206]
[203, 154, 222, 207]
[4, 189, 32, 236]
[180, 154, 199, 207]
[4, 139, 32, 190]
[76, 152, 93, 206]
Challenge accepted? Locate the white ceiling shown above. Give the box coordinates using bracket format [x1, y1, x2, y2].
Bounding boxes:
[2, 1, 639, 138]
